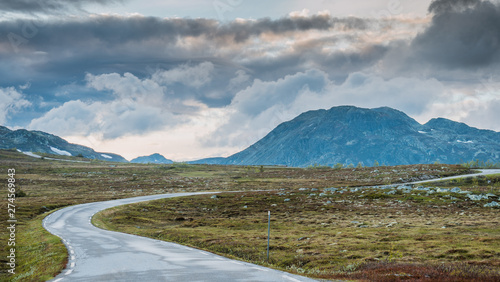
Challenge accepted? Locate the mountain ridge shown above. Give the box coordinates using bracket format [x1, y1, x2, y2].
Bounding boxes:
[0, 126, 127, 162]
[192, 106, 500, 167]
[3, 106, 499, 167]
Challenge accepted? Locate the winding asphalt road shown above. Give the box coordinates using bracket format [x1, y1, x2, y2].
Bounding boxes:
[44, 169, 500, 281]
[44, 192, 317, 282]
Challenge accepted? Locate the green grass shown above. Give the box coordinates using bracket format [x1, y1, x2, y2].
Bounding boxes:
[11, 211, 67, 281]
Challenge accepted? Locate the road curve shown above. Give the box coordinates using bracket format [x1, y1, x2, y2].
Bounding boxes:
[410, 169, 500, 184]
[44, 192, 318, 282]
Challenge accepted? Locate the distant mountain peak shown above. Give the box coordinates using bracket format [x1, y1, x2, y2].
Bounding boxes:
[130, 153, 173, 164]
[192, 106, 500, 167]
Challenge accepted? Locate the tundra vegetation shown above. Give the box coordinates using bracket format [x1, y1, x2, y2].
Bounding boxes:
[1, 149, 499, 281]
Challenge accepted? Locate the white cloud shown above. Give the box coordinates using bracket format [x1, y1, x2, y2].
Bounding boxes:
[152, 62, 215, 89]
[29, 64, 218, 147]
[205, 69, 445, 149]
[229, 69, 329, 117]
[415, 87, 500, 131]
[0, 87, 31, 124]
[19, 82, 31, 90]
[306, 72, 444, 118]
[29, 70, 193, 139]
[228, 69, 251, 91]
[202, 69, 328, 147]
[64, 106, 236, 161]
[28, 97, 181, 139]
[86, 72, 166, 106]
[28, 100, 97, 136]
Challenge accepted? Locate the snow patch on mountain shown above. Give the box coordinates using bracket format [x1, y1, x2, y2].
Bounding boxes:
[17, 149, 42, 159]
[50, 146, 72, 156]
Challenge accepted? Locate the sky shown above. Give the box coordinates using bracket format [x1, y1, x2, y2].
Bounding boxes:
[1, 0, 499, 161]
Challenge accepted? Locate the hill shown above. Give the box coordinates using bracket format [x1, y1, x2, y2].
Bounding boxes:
[0, 126, 127, 162]
[195, 106, 500, 167]
[130, 153, 173, 164]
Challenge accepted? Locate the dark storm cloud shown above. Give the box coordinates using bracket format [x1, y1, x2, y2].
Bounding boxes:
[410, 0, 500, 69]
[0, 16, 220, 88]
[428, 0, 482, 14]
[0, 14, 369, 50]
[0, 16, 216, 50]
[0, 0, 123, 13]
[218, 15, 369, 42]
[0, 14, 375, 94]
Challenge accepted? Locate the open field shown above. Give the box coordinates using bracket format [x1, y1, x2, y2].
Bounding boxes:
[94, 178, 500, 281]
[0, 148, 494, 281]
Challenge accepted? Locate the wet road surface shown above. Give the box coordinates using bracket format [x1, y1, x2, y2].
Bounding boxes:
[44, 192, 318, 282]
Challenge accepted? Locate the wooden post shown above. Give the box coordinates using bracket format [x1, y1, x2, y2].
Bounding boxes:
[267, 211, 270, 261]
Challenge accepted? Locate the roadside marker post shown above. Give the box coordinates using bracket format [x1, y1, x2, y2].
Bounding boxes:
[267, 211, 270, 261]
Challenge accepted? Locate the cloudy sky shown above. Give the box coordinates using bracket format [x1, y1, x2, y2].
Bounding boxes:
[1, 0, 499, 161]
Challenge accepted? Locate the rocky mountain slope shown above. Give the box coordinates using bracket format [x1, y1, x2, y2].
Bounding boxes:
[0, 126, 127, 162]
[195, 106, 500, 167]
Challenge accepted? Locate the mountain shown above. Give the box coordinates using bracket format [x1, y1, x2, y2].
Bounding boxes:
[130, 153, 173, 164]
[0, 126, 127, 162]
[194, 106, 500, 167]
